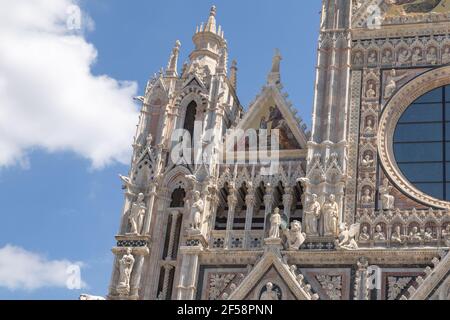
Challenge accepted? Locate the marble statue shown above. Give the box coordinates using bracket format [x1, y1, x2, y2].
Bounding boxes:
[353, 51, 363, 65]
[283, 220, 306, 250]
[129, 193, 146, 235]
[398, 49, 411, 64]
[384, 69, 408, 99]
[117, 248, 135, 295]
[409, 227, 422, 242]
[424, 228, 434, 242]
[412, 48, 423, 64]
[427, 47, 437, 65]
[359, 226, 370, 241]
[335, 223, 360, 250]
[304, 194, 321, 236]
[391, 226, 405, 244]
[380, 179, 395, 210]
[364, 118, 375, 135]
[323, 194, 339, 237]
[189, 191, 204, 230]
[368, 52, 378, 64]
[269, 208, 282, 239]
[362, 154, 374, 168]
[362, 188, 373, 204]
[260, 282, 279, 300]
[382, 49, 393, 64]
[366, 83, 376, 98]
[374, 225, 386, 241]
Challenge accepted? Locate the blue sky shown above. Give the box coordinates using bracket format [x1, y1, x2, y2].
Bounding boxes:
[0, 0, 321, 299]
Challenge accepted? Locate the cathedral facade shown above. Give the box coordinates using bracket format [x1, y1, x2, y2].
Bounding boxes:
[107, 1, 450, 301]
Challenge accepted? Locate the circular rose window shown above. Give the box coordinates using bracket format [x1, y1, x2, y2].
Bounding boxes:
[393, 85, 450, 201]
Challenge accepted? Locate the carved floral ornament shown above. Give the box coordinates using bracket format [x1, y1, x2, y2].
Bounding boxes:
[378, 66, 450, 210]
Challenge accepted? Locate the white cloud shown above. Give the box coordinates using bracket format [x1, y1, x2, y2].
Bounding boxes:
[0, 0, 139, 168]
[0, 245, 86, 291]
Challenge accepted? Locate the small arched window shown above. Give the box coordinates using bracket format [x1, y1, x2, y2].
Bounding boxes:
[183, 101, 197, 140]
[170, 187, 186, 208]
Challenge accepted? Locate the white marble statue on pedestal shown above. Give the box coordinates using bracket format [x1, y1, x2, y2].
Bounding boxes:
[117, 248, 135, 295]
[380, 179, 395, 210]
[128, 193, 146, 235]
[335, 223, 360, 250]
[269, 208, 282, 239]
[189, 191, 204, 231]
[322, 194, 339, 237]
[304, 194, 321, 236]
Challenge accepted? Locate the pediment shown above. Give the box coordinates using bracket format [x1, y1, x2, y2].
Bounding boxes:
[182, 74, 206, 90]
[228, 250, 317, 301]
[231, 86, 308, 153]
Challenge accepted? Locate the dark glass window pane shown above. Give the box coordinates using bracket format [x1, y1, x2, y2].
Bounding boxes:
[447, 143, 450, 160]
[394, 123, 442, 142]
[394, 143, 442, 162]
[399, 104, 442, 123]
[447, 184, 450, 201]
[446, 85, 450, 101]
[447, 163, 450, 181]
[414, 183, 444, 200]
[416, 87, 442, 103]
[446, 123, 450, 141]
[398, 163, 443, 182]
[447, 104, 450, 121]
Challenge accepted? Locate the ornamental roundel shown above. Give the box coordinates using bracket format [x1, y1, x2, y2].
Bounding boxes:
[378, 66, 450, 210]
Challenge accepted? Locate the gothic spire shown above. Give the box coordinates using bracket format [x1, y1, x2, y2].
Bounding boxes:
[166, 40, 181, 77]
[229, 60, 238, 90]
[267, 49, 282, 85]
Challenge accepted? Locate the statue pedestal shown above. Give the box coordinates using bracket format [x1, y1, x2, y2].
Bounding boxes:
[185, 231, 208, 248]
[264, 237, 283, 250]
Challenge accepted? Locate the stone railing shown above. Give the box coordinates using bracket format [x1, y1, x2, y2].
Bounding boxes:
[210, 230, 264, 250]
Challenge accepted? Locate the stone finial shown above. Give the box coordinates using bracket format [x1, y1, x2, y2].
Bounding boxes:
[267, 49, 282, 85]
[205, 5, 217, 33]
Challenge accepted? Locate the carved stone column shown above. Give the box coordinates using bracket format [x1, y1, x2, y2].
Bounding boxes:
[160, 263, 174, 300]
[175, 245, 202, 300]
[166, 210, 180, 259]
[225, 188, 238, 249]
[263, 183, 275, 235]
[143, 182, 159, 235]
[354, 257, 370, 300]
[244, 188, 256, 248]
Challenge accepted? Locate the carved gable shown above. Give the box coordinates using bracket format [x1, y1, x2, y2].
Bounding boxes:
[233, 86, 308, 152]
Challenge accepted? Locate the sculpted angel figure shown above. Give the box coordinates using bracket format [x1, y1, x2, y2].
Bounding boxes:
[408, 227, 422, 242]
[189, 191, 204, 230]
[118, 248, 135, 293]
[304, 194, 321, 236]
[362, 154, 374, 168]
[129, 193, 146, 235]
[335, 223, 360, 250]
[283, 220, 306, 250]
[379, 179, 395, 210]
[384, 69, 408, 99]
[323, 194, 339, 237]
[269, 208, 282, 239]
